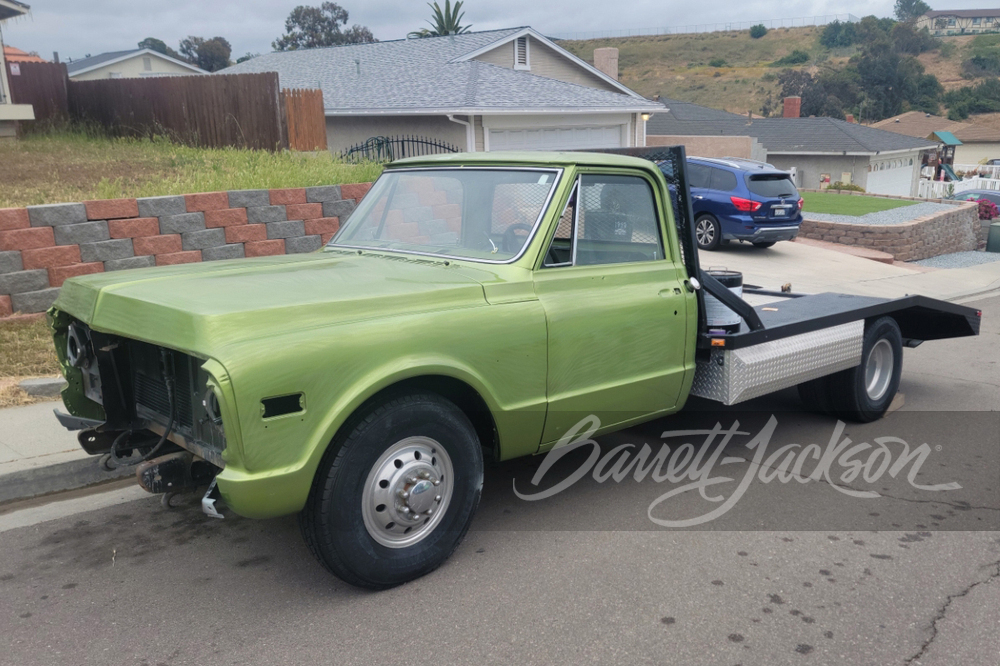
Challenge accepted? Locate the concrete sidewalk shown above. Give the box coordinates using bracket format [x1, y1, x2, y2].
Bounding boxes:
[0, 401, 86, 475]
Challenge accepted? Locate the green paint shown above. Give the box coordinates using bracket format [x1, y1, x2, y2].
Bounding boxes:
[52, 152, 696, 519]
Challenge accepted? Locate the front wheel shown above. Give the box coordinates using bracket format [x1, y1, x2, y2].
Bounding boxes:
[695, 214, 721, 250]
[300, 393, 483, 589]
[827, 317, 903, 423]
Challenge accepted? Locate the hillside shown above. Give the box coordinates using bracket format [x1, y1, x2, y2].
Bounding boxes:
[559, 26, 995, 117]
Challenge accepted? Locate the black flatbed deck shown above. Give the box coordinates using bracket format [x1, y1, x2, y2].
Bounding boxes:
[698, 291, 982, 350]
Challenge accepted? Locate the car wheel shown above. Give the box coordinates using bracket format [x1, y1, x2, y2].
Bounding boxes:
[695, 214, 721, 250]
[752, 241, 776, 248]
[300, 393, 483, 589]
[827, 317, 903, 423]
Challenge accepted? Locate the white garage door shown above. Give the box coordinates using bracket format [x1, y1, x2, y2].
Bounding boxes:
[866, 156, 915, 197]
[488, 125, 624, 151]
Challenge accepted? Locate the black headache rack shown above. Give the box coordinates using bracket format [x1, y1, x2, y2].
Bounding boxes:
[583, 145, 982, 349]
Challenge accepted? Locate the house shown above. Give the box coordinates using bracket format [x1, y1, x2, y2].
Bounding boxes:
[66, 48, 206, 80]
[916, 9, 1000, 35]
[646, 98, 938, 196]
[0, 0, 35, 138]
[872, 111, 1000, 165]
[224, 27, 662, 153]
[3, 45, 46, 63]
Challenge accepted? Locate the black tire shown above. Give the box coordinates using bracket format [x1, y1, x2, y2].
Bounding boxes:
[827, 317, 903, 423]
[694, 214, 721, 250]
[797, 374, 834, 414]
[299, 393, 483, 589]
[753, 241, 776, 248]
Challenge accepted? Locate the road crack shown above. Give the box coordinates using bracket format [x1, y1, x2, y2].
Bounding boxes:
[904, 558, 1000, 665]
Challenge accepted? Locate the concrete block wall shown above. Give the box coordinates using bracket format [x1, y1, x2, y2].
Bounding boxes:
[799, 201, 980, 262]
[0, 183, 371, 316]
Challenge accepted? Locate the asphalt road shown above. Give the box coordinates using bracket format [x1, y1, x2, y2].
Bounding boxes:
[1, 297, 998, 666]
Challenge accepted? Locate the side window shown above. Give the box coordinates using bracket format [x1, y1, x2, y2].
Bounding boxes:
[575, 174, 664, 266]
[710, 168, 738, 191]
[687, 163, 711, 188]
[543, 185, 576, 267]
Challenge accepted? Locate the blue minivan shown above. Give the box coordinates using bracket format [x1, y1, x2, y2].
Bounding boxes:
[683, 157, 803, 251]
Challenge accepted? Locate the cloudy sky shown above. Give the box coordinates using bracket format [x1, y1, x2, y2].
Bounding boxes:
[0, 0, 977, 62]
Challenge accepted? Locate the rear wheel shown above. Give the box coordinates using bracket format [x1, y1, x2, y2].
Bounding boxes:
[827, 317, 903, 423]
[300, 393, 483, 589]
[695, 214, 721, 251]
[797, 375, 834, 414]
[752, 241, 776, 248]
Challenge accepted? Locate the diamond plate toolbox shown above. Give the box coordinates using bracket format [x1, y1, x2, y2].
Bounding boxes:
[690, 321, 864, 405]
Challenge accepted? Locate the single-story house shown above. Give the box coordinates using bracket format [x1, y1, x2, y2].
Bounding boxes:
[0, 0, 35, 138]
[66, 48, 206, 81]
[872, 111, 1000, 165]
[3, 45, 46, 63]
[646, 99, 938, 197]
[916, 9, 1000, 36]
[223, 27, 662, 154]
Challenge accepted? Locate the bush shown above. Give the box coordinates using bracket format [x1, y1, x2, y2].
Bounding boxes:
[977, 198, 999, 220]
[820, 20, 859, 48]
[750, 24, 768, 39]
[771, 50, 810, 66]
[708, 57, 727, 67]
[829, 182, 866, 192]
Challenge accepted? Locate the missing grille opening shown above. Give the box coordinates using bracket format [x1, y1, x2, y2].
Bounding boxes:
[261, 393, 304, 418]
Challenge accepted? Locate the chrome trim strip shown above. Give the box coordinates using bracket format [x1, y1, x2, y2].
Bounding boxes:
[328, 166, 565, 266]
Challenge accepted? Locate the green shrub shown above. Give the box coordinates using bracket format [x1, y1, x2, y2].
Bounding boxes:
[771, 50, 810, 66]
[750, 24, 768, 39]
[708, 57, 727, 67]
[829, 182, 866, 192]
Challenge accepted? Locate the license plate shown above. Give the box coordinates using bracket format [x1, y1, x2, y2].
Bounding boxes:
[773, 208, 788, 217]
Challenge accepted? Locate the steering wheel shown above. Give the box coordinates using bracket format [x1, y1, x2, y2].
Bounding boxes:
[502, 224, 533, 254]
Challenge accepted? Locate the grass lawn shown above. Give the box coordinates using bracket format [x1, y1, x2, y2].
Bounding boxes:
[0, 130, 384, 208]
[800, 191, 917, 216]
[0, 317, 60, 408]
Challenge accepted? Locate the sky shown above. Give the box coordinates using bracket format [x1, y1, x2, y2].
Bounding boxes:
[0, 0, 980, 62]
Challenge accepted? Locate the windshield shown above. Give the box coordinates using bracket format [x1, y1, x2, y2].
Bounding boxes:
[745, 173, 798, 199]
[329, 168, 560, 262]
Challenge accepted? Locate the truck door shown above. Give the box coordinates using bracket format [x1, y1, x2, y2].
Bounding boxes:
[533, 172, 690, 447]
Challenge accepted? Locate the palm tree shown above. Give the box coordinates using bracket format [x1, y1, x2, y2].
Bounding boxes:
[408, 1, 471, 38]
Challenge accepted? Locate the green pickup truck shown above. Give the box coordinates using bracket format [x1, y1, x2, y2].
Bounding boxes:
[49, 147, 980, 588]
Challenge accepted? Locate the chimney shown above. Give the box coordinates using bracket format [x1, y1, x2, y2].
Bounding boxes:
[845, 113, 855, 123]
[783, 96, 801, 118]
[594, 47, 619, 81]
[52, 51, 60, 63]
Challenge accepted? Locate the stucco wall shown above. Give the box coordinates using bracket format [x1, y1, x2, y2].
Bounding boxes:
[646, 135, 766, 161]
[766, 154, 871, 191]
[0, 185, 371, 316]
[70, 55, 202, 81]
[955, 142, 1000, 165]
[326, 115, 469, 154]
[473, 36, 620, 93]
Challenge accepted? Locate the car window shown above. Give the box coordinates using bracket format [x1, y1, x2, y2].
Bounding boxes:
[542, 186, 576, 268]
[574, 175, 664, 266]
[746, 174, 798, 198]
[710, 168, 738, 191]
[687, 163, 711, 188]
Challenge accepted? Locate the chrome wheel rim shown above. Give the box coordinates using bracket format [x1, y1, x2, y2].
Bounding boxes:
[865, 339, 894, 401]
[696, 219, 715, 247]
[362, 436, 454, 549]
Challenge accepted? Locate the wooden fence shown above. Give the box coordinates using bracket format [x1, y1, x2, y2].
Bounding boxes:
[282, 88, 327, 152]
[67, 72, 286, 150]
[5, 61, 70, 127]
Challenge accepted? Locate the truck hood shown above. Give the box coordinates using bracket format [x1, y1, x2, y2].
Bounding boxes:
[54, 250, 489, 353]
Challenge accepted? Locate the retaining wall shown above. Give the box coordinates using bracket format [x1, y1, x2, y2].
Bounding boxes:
[0, 183, 371, 317]
[799, 198, 981, 262]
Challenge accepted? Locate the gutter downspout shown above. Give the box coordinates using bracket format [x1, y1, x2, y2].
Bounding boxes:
[447, 114, 476, 152]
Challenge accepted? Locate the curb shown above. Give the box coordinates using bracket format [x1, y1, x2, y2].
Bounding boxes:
[0, 456, 134, 506]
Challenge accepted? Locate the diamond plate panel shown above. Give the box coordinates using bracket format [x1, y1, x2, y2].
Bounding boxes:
[691, 321, 864, 405]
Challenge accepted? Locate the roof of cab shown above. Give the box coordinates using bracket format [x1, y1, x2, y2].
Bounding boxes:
[389, 150, 665, 174]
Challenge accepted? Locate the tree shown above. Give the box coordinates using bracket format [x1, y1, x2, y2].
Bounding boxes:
[894, 0, 931, 23]
[408, 0, 471, 38]
[236, 52, 259, 64]
[179, 36, 233, 72]
[273, 3, 376, 51]
[138, 37, 181, 61]
[749, 24, 767, 39]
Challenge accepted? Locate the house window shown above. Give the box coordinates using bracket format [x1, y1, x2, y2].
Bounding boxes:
[973, 18, 981, 26]
[514, 36, 529, 70]
[948, 18, 956, 26]
[143, 57, 152, 71]
[109, 72, 122, 79]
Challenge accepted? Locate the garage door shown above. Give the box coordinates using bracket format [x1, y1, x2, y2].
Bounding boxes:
[488, 125, 624, 151]
[866, 157, 915, 196]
